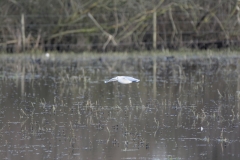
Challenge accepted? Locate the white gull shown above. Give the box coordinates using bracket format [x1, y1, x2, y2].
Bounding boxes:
[104, 76, 140, 84]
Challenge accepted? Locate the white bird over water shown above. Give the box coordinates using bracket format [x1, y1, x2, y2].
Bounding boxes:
[104, 76, 140, 84]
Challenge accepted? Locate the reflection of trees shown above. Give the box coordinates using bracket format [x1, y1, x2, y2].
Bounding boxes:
[238, 60, 240, 121]
[1, 56, 240, 159]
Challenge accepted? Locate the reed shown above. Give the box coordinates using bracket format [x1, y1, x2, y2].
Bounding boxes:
[0, 0, 238, 52]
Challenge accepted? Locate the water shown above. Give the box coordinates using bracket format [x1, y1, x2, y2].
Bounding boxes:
[0, 56, 240, 160]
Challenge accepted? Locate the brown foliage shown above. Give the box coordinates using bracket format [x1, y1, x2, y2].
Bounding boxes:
[0, 0, 239, 52]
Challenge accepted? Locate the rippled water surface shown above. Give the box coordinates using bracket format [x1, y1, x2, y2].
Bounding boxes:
[0, 55, 240, 160]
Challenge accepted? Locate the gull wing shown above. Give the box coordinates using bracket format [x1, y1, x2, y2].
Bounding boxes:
[104, 77, 118, 83]
[125, 76, 140, 82]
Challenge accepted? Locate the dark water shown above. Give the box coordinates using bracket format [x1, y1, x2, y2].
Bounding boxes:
[0, 59, 240, 160]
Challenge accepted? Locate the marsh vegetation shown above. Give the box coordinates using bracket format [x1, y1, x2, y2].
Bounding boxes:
[0, 52, 240, 159]
[0, 0, 240, 52]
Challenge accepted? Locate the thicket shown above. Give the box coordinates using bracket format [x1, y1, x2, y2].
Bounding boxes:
[0, 0, 239, 52]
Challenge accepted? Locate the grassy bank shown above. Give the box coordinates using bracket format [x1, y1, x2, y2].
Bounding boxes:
[0, 50, 239, 64]
[0, 50, 239, 76]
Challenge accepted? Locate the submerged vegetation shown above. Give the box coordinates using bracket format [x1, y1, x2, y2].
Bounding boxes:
[0, 0, 240, 52]
[0, 52, 240, 159]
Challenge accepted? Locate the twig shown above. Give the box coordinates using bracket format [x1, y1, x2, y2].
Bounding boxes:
[88, 12, 117, 50]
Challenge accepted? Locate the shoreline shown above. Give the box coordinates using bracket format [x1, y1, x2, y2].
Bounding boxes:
[0, 50, 239, 75]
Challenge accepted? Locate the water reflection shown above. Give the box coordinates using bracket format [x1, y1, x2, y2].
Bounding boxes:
[0, 60, 239, 160]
